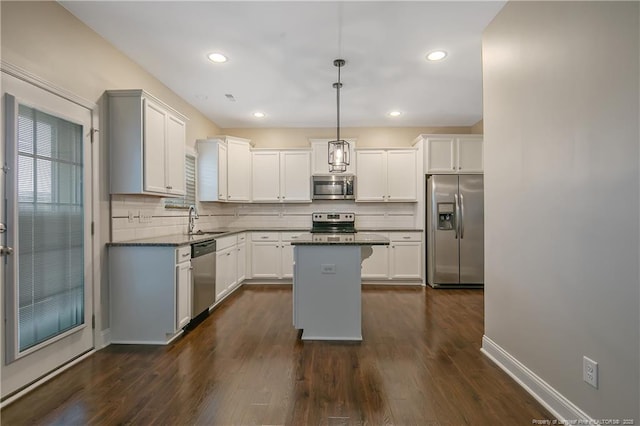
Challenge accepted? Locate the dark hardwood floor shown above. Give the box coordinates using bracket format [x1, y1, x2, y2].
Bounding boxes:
[1, 285, 552, 425]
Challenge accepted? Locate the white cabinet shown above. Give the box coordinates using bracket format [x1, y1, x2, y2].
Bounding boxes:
[356, 149, 417, 202]
[422, 135, 483, 174]
[215, 235, 241, 301]
[361, 243, 390, 279]
[197, 136, 252, 202]
[309, 139, 357, 174]
[251, 151, 280, 201]
[389, 232, 422, 280]
[250, 232, 281, 278]
[175, 247, 192, 330]
[237, 240, 246, 283]
[280, 151, 311, 201]
[361, 232, 422, 282]
[108, 90, 187, 196]
[226, 138, 252, 202]
[251, 150, 311, 202]
[109, 245, 192, 344]
[197, 139, 227, 201]
[250, 232, 305, 279]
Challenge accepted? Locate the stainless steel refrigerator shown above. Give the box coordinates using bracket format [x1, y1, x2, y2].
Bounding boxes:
[426, 175, 484, 288]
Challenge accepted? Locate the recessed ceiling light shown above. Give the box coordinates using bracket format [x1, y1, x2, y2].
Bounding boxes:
[426, 50, 447, 61]
[388, 111, 402, 117]
[208, 52, 228, 63]
[253, 112, 266, 118]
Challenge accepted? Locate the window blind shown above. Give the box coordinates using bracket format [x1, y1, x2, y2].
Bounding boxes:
[165, 154, 196, 208]
[17, 105, 85, 352]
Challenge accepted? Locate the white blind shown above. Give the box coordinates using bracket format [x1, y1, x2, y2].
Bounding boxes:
[17, 105, 85, 351]
[165, 154, 196, 208]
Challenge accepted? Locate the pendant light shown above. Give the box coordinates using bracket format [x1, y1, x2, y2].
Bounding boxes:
[328, 59, 350, 173]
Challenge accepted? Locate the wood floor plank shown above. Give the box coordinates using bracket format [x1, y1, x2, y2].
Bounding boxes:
[1, 285, 553, 425]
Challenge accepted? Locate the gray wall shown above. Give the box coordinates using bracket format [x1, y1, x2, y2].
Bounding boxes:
[483, 1, 639, 420]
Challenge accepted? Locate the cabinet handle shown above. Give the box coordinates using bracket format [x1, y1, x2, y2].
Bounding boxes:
[402, 236, 411, 239]
[227, 252, 231, 256]
[189, 266, 193, 270]
[261, 236, 269, 239]
[181, 253, 190, 258]
[166, 186, 173, 190]
[282, 196, 285, 199]
[219, 194, 223, 197]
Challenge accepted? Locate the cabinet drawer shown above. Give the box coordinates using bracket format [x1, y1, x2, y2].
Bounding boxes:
[281, 232, 306, 242]
[236, 232, 247, 243]
[176, 246, 191, 263]
[389, 232, 422, 242]
[216, 235, 237, 251]
[251, 232, 279, 242]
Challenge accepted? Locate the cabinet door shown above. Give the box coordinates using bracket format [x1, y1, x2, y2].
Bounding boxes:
[226, 247, 238, 290]
[390, 242, 422, 279]
[227, 140, 251, 201]
[218, 143, 228, 201]
[165, 115, 186, 196]
[280, 151, 311, 202]
[426, 137, 456, 173]
[386, 150, 417, 201]
[361, 245, 389, 279]
[251, 151, 280, 202]
[456, 137, 483, 173]
[176, 260, 191, 330]
[251, 242, 280, 278]
[237, 243, 246, 283]
[281, 243, 294, 278]
[143, 99, 168, 193]
[215, 249, 229, 300]
[356, 151, 386, 201]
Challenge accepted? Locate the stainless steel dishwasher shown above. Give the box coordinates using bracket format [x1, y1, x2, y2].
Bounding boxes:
[191, 239, 216, 319]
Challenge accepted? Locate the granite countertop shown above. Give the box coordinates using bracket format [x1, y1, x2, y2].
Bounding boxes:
[290, 233, 390, 246]
[107, 228, 310, 247]
[107, 228, 420, 247]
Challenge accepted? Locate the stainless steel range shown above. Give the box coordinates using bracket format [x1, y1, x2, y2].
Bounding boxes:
[311, 212, 356, 234]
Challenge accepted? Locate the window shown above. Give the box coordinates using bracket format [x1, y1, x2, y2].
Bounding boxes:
[165, 153, 196, 208]
[17, 105, 85, 351]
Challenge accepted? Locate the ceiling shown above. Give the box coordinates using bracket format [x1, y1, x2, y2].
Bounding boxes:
[61, 1, 505, 129]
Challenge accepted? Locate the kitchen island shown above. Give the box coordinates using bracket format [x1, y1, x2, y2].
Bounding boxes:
[291, 233, 389, 341]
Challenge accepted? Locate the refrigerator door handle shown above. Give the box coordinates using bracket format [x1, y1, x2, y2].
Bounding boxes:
[454, 193, 459, 239]
[460, 193, 465, 239]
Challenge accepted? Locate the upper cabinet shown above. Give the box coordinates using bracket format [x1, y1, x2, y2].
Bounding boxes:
[356, 149, 417, 202]
[197, 136, 252, 202]
[108, 90, 187, 196]
[309, 138, 357, 175]
[418, 135, 483, 174]
[252, 150, 311, 202]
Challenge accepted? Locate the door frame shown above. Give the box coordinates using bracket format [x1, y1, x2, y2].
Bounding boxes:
[0, 61, 103, 403]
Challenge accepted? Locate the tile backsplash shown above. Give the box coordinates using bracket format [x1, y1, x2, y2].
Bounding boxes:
[110, 195, 420, 242]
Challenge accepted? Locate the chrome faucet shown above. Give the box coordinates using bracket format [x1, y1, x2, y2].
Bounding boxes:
[188, 205, 199, 234]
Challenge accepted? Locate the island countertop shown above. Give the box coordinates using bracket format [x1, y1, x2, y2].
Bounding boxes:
[290, 233, 390, 246]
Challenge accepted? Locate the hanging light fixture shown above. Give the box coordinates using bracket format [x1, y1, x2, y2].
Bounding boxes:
[328, 58, 350, 173]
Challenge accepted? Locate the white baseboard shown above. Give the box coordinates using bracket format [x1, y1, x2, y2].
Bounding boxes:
[481, 335, 593, 423]
[96, 328, 111, 349]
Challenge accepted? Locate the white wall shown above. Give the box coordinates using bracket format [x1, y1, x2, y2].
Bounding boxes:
[1, 1, 222, 334]
[483, 1, 639, 421]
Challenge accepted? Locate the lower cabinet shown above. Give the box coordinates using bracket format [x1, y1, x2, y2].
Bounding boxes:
[250, 231, 304, 279]
[215, 234, 243, 301]
[176, 252, 192, 330]
[109, 245, 192, 344]
[361, 232, 423, 281]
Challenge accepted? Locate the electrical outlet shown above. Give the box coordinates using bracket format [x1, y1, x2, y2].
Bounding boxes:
[583, 356, 598, 388]
[127, 210, 135, 223]
[138, 210, 152, 223]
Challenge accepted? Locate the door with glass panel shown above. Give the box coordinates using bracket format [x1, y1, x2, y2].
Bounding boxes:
[1, 73, 93, 399]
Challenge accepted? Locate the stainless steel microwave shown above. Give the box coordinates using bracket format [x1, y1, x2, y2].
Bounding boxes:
[312, 175, 355, 200]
